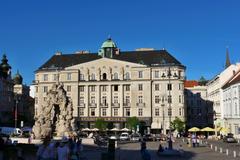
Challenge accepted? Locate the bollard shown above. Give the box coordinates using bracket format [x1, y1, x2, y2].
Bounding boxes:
[233, 151, 236, 158]
[210, 144, 213, 149]
[220, 147, 223, 153]
[215, 146, 217, 152]
[226, 149, 229, 156]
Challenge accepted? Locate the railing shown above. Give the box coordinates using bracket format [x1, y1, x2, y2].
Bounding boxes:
[123, 103, 131, 107]
[79, 103, 85, 108]
[89, 103, 97, 108]
[112, 103, 120, 108]
[100, 103, 108, 107]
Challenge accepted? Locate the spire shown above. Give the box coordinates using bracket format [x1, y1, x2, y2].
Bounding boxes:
[225, 47, 231, 68]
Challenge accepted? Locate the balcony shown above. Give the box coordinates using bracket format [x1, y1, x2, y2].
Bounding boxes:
[100, 103, 108, 108]
[136, 102, 145, 107]
[112, 103, 120, 108]
[79, 103, 85, 108]
[89, 103, 97, 108]
[123, 103, 131, 107]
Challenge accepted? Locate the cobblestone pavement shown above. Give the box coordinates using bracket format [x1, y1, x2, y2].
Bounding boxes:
[3, 139, 240, 160]
[115, 139, 239, 160]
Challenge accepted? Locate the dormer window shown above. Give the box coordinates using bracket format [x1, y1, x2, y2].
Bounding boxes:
[90, 74, 95, 80]
[102, 73, 107, 80]
[125, 72, 130, 80]
[113, 72, 118, 80]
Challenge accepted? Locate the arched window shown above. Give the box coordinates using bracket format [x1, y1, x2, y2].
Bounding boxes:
[90, 74, 95, 80]
[125, 72, 130, 80]
[102, 73, 107, 80]
[113, 72, 118, 80]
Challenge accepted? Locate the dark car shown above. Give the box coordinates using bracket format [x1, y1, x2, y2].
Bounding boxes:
[223, 133, 237, 143]
[143, 134, 154, 141]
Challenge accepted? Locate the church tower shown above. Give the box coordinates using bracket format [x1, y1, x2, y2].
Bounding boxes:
[98, 37, 119, 58]
[225, 48, 231, 68]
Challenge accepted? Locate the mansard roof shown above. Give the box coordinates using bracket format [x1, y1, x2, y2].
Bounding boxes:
[37, 49, 185, 71]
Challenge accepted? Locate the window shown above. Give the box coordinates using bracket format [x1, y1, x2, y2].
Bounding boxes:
[35, 86, 38, 93]
[90, 108, 95, 116]
[53, 74, 58, 81]
[43, 86, 48, 93]
[79, 97, 84, 105]
[114, 85, 118, 91]
[125, 85, 130, 91]
[90, 74, 95, 80]
[79, 86, 84, 92]
[155, 96, 160, 104]
[43, 74, 48, 81]
[168, 95, 172, 103]
[126, 108, 130, 117]
[102, 108, 107, 116]
[138, 96, 143, 103]
[179, 83, 182, 90]
[114, 108, 118, 116]
[113, 96, 118, 103]
[90, 86, 95, 92]
[102, 85, 107, 92]
[78, 108, 84, 116]
[167, 84, 172, 90]
[67, 86, 71, 92]
[155, 71, 159, 78]
[155, 84, 159, 91]
[90, 96, 95, 104]
[79, 74, 84, 81]
[102, 73, 107, 80]
[35, 97, 38, 104]
[179, 95, 181, 103]
[125, 72, 130, 80]
[138, 84, 143, 91]
[155, 108, 159, 116]
[113, 73, 118, 80]
[102, 96, 107, 105]
[125, 96, 130, 104]
[67, 73, 71, 80]
[179, 108, 182, 116]
[138, 71, 143, 78]
[162, 96, 165, 103]
[138, 108, 143, 116]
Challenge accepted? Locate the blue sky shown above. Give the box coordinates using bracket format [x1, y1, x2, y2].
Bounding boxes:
[0, 0, 239, 85]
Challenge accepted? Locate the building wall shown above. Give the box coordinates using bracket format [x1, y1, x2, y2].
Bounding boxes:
[185, 85, 213, 128]
[0, 77, 14, 124]
[223, 83, 240, 137]
[207, 63, 240, 128]
[34, 57, 186, 132]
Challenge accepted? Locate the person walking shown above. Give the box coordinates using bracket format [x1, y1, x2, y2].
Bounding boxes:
[140, 140, 151, 160]
[57, 137, 70, 160]
[36, 136, 51, 160]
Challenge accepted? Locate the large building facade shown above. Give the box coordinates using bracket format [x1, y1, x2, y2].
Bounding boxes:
[34, 38, 186, 134]
[185, 80, 213, 128]
[222, 70, 240, 138]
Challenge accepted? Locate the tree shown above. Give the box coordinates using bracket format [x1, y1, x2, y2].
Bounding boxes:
[126, 117, 139, 132]
[95, 118, 107, 131]
[171, 117, 185, 132]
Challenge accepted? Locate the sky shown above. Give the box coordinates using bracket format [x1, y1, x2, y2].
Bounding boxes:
[0, 0, 240, 85]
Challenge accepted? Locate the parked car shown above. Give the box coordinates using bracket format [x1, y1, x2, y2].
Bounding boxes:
[120, 132, 130, 141]
[131, 133, 141, 141]
[109, 135, 119, 141]
[223, 133, 237, 143]
[143, 134, 154, 141]
[0, 127, 22, 136]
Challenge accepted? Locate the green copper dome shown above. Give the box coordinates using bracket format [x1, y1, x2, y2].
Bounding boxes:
[13, 70, 23, 84]
[101, 38, 117, 48]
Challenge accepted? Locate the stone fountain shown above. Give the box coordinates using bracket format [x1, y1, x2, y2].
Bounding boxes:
[32, 83, 75, 139]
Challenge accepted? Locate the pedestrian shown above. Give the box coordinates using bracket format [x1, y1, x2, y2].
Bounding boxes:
[36, 136, 51, 160]
[76, 139, 83, 158]
[57, 136, 70, 160]
[192, 134, 196, 148]
[140, 140, 151, 160]
[158, 143, 164, 153]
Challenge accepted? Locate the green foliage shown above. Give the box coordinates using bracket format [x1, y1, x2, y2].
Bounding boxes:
[95, 118, 107, 131]
[171, 117, 185, 132]
[126, 117, 139, 131]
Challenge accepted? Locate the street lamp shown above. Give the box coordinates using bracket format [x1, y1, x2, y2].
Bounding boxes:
[167, 67, 173, 150]
[14, 94, 20, 128]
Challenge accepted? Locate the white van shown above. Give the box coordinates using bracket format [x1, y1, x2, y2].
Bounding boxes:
[120, 132, 130, 141]
[0, 127, 22, 136]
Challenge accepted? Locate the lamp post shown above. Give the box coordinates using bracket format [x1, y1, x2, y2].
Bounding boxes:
[167, 67, 173, 150]
[161, 103, 165, 134]
[15, 95, 20, 128]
